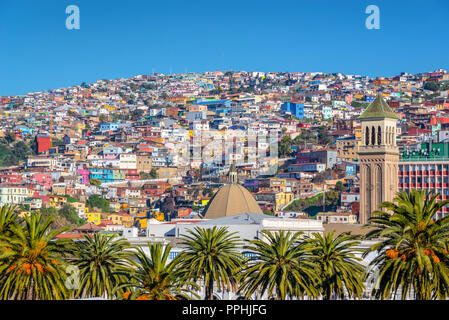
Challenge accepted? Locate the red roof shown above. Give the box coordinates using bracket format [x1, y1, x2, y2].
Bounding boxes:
[55, 233, 86, 239]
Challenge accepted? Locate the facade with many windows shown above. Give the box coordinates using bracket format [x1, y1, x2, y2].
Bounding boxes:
[398, 161, 449, 218]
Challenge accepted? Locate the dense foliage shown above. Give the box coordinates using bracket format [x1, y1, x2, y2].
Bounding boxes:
[1, 189, 449, 300]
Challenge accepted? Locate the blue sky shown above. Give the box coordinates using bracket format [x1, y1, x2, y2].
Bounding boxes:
[0, 0, 448, 96]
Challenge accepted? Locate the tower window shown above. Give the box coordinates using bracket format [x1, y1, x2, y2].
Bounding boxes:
[365, 127, 369, 146]
[377, 126, 381, 145]
[371, 126, 376, 146]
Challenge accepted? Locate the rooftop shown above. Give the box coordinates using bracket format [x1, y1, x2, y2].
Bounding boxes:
[359, 93, 399, 120]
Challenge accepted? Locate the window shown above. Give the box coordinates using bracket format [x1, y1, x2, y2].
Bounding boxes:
[377, 126, 382, 145]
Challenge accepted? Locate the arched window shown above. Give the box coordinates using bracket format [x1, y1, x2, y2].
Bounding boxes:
[391, 127, 396, 145]
[371, 126, 376, 146]
[377, 126, 382, 145]
[365, 127, 370, 146]
[385, 127, 391, 145]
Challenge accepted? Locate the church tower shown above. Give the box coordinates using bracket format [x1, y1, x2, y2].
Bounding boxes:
[358, 93, 399, 224]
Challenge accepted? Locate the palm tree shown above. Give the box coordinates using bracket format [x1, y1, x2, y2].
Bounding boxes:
[117, 242, 199, 300]
[364, 189, 449, 300]
[304, 231, 365, 300]
[0, 204, 20, 237]
[0, 213, 70, 299]
[68, 233, 134, 299]
[175, 226, 243, 300]
[238, 230, 318, 300]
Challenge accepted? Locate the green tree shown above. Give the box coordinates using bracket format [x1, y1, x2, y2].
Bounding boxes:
[5, 132, 16, 144]
[238, 230, 318, 300]
[118, 243, 199, 300]
[335, 181, 346, 192]
[0, 144, 18, 167]
[364, 189, 449, 300]
[304, 232, 365, 300]
[0, 205, 20, 237]
[131, 109, 144, 120]
[68, 233, 134, 299]
[59, 204, 84, 226]
[13, 141, 32, 161]
[317, 126, 333, 145]
[139, 172, 151, 180]
[325, 190, 340, 208]
[0, 214, 70, 299]
[424, 81, 439, 92]
[175, 226, 243, 300]
[86, 195, 111, 213]
[89, 178, 102, 186]
[279, 135, 293, 157]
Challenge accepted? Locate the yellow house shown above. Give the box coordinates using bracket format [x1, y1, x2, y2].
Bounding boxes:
[71, 202, 86, 217]
[336, 136, 358, 162]
[275, 191, 294, 212]
[154, 211, 164, 222]
[86, 212, 101, 225]
[135, 212, 148, 229]
[255, 191, 294, 213]
[49, 196, 67, 208]
[261, 178, 286, 192]
[104, 213, 134, 228]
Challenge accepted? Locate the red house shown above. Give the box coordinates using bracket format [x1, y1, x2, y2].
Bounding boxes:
[36, 134, 51, 154]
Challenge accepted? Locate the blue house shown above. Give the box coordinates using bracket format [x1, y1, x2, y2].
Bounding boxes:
[365, 96, 375, 103]
[100, 123, 119, 132]
[196, 100, 231, 113]
[89, 168, 114, 183]
[281, 102, 304, 120]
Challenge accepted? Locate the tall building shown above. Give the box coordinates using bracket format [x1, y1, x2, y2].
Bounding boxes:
[358, 94, 400, 224]
[399, 142, 449, 218]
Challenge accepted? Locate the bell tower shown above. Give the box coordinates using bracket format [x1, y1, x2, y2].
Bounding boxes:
[358, 93, 399, 224]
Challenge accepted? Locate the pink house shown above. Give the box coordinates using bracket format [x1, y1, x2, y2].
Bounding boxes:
[32, 173, 52, 190]
[78, 169, 90, 185]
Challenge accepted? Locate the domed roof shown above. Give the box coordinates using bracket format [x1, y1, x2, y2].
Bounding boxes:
[203, 183, 263, 219]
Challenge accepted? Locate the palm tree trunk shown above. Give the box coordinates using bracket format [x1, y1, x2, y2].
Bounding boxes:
[205, 279, 214, 300]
